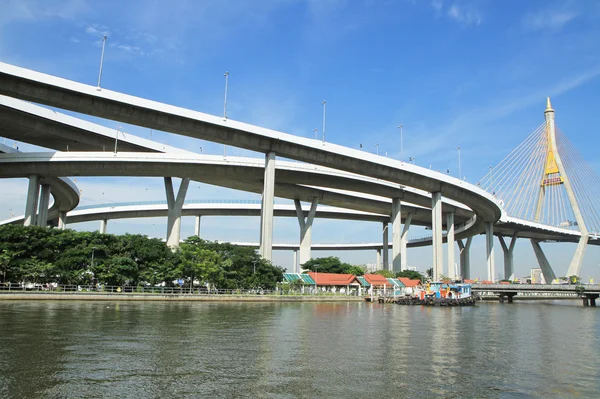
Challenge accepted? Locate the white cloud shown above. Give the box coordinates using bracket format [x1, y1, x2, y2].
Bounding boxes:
[522, 9, 578, 31]
[447, 3, 481, 26]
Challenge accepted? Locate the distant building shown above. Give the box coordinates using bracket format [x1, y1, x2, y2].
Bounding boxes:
[530, 268, 546, 284]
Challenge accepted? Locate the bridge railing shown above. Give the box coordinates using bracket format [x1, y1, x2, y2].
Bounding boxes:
[76, 199, 263, 211]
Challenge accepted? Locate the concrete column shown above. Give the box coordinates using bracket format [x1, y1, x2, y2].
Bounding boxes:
[530, 240, 557, 283]
[259, 152, 276, 261]
[295, 197, 319, 266]
[293, 250, 298, 273]
[485, 222, 496, 281]
[498, 234, 517, 281]
[164, 177, 190, 248]
[446, 212, 455, 280]
[382, 222, 389, 271]
[431, 192, 443, 281]
[24, 174, 40, 226]
[36, 184, 51, 227]
[58, 211, 67, 230]
[99, 219, 108, 234]
[400, 213, 412, 271]
[376, 249, 382, 271]
[392, 198, 402, 273]
[457, 237, 472, 280]
[194, 215, 201, 237]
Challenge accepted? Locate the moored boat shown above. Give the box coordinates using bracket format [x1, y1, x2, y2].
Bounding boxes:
[395, 282, 479, 306]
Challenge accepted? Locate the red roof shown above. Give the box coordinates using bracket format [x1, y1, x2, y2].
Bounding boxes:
[464, 279, 476, 284]
[398, 277, 421, 287]
[362, 274, 391, 286]
[307, 272, 357, 286]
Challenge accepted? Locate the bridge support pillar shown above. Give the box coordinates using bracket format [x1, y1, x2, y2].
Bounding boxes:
[498, 234, 517, 281]
[484, 222, 495, 281]
[36, 184, 51, 227]
[392, 198, 402, 273]
[295, 197, 319, 267]
[498, 292, 517, 303]
[382, 222, 389, 271]
[194, 215, 201, 238]
[530, 240, 557, 283]
[376, 249, 382, 271]
[457, 237, 472, 280]
[446, 212, 455, 280]
[400, 213, 412, 272]
[164, 177, 190, 248]
[431, 192, 443, 280]
[566, 235, 589, 278]
[24, 174, 40, 227]
[58, 211, 67, 230]
[260, 152, 276, 261]
[99, 219, 108, 234]
[293, 250, 298, 273]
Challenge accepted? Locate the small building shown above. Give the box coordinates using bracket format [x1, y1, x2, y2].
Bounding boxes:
[530, 268, 546, 284]
[306, 272, 360, 295]
[398, 277, 421, 295]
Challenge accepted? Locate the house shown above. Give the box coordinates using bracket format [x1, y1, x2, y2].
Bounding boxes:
[306, 272, 360, 294]
[398, 277, 421, 295]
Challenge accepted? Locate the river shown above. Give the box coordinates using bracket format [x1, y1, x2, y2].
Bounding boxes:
[0, 300, 598, 398]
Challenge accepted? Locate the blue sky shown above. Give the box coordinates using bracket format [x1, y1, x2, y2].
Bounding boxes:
[2, 0, 600, 278]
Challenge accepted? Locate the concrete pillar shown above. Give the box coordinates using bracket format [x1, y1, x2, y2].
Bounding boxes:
[376, 249, 382, 271]
[446, 212, 455, 280]
[498, 234, 517, 281]
[400, 213, 412, 271]
[392, 197, 402, 273]
[457, 237, 472, 280]
[24, 174, 40, 226]
[194, 215, 201, 237]
[36, 184, 51, 227]
[164, 177, 190, 248]
[382, 222, 389, 271]
[58, 211, 67, 230]
[293, 250, 298, 273]
[99, 219, 108, 234]
[295, 197, 319, 266]
[431, 192, 443, 280]
[485, 222, 495, 281]
[530, 240, 557, 283]
[259, 152, 276, 261]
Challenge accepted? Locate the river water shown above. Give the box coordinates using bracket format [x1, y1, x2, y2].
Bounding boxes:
[0, 300, 598, 399]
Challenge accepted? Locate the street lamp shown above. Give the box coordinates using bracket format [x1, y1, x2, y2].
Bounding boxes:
[223, 71, 229, 119]
[114, 126, 122, 154]
[322, 100, 327, 142]
[375, 143, 379, 155]
[398, 124, 403, 160]
[97, 35, 107, 90]
[314, 128, 318, 140]
[456, 146, 461, 179]
[315, 265, 318, 295]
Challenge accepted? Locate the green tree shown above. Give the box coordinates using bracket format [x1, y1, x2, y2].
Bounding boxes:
[396, 270, 425, 282]
[301, 257, 361, 275]
[373, 269, 394, 278]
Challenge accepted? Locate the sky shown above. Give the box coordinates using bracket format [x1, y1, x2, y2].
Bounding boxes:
[1, 0, 600, 279]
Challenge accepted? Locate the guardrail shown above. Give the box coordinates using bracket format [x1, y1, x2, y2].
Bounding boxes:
[0, 283, 368, 297]
[472, 283, 600, 293]
[76, 199, 263, 211]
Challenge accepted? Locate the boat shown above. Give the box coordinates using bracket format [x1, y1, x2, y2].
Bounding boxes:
[395, 282, 479, 306]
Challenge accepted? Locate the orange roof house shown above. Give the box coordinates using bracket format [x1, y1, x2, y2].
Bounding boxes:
[398, 278, 421, 288]
[362, 274, 392, 287]
[306, 272, 358, 287]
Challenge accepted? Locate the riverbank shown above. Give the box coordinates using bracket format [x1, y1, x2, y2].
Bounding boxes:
[0, 292, 365, 302]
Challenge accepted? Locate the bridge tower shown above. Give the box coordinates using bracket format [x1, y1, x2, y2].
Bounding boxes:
[534, 98, 588, 277]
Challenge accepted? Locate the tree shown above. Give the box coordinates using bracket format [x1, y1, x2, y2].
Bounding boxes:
[301, 257, 361, 275]
[426, 267, 434, 279]
[396, 270, 425, 282]
[373, 270, 394, 278]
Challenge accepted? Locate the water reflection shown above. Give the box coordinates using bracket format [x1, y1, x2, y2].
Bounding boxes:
[0, 301, 598, 398]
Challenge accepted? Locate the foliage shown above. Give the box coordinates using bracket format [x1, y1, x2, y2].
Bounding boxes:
[301, 257, 364, 275]
[395, 270, 425, 282]
[568, 275, 580, 284]
[373, 269, 394, 278]
[0, 225, 284, 289]
[426, 267, 433, 278]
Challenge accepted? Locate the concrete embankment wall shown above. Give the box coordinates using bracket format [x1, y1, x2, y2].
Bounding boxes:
[0, 293, 365, 302]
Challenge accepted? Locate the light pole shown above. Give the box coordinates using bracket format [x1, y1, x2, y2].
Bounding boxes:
[315, 265, 318, 295]
[114, 126, 123, 153]
[398, 124, 403, 161]
[375, 143, 379, 155]
[223, 71, 229, 119]
[314, 128, 318, 140]
[456, 146, 461, 179]
[97, 35, 107, 90]
[322, 100, 327, 142]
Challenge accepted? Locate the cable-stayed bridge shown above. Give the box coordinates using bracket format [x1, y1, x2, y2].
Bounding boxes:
[0, 61, 598, 284]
